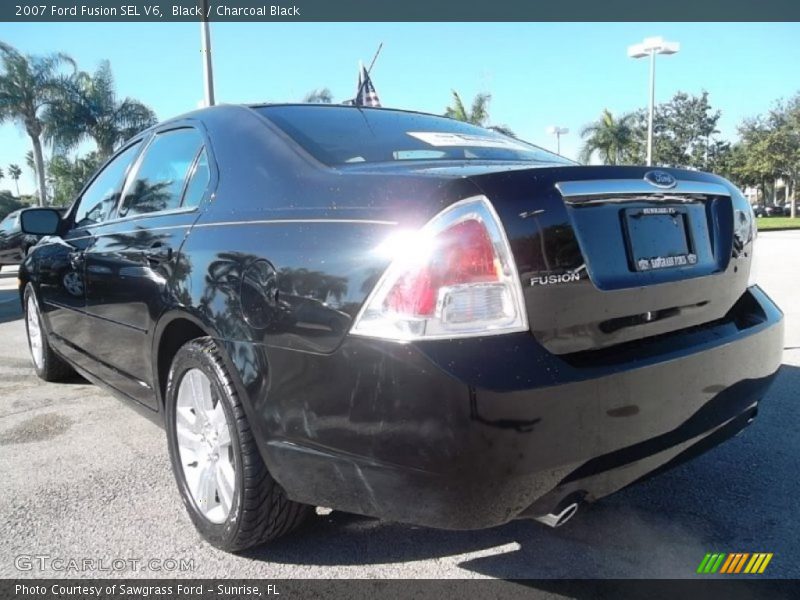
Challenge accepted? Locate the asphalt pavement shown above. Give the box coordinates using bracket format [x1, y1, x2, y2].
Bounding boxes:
[0, 231, 798, 580]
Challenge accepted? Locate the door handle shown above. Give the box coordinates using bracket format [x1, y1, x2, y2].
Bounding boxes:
[143, 244, 173, 263]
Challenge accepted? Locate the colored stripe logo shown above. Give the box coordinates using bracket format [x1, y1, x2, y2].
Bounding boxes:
[697, 552, 773, 574]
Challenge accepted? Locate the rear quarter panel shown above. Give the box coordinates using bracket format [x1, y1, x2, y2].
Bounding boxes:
[163, 106, 482, 472]
[177, 105, 480, 354]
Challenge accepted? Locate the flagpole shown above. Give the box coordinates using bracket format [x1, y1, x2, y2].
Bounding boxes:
[354, 43, 383, 104]
[200, 0, 216, 107]
[365, 43, 383, 75]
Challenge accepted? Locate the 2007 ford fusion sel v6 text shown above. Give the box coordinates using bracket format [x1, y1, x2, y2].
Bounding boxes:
[17, 105, 783, 551]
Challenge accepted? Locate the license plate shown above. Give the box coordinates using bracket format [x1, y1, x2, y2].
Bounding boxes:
[623, 207, 697, 272]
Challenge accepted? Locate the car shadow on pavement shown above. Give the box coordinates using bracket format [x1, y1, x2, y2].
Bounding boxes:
[243, 364, 800, 580]
[0, 289, 22, 324]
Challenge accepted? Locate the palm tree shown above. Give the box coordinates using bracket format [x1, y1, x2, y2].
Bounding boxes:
[24, 150, 46, 201]
[579, 109, 637, 165]
[45, 60, 156, 158]
[24, 150, 35, 173]
[489, 124, 517, 138]
[445, 90, 491, 126]
[444, 90, 515, 137]
[0, 43, 75, 206]
[0, 166, 4, 188]
[8, 164, 21, 196]
[46, 152, 100, 206]
[303, 88, 333, 103]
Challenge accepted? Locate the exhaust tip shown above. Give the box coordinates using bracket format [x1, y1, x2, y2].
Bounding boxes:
[533, 502, 579, 528]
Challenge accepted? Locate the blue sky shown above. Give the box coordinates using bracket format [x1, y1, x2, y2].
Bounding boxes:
[1, 22, 799, 194]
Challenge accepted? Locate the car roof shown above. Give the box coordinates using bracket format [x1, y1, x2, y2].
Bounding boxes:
[133, 103, 573, 170]
[156, 103, 467, 132]
[247, 103, 454, 120]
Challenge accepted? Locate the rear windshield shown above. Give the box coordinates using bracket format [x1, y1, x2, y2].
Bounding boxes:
[255, 105, 572, 167]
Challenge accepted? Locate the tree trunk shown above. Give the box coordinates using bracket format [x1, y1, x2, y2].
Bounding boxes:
[30, 134, 48, 207]
[14, 179, 20, 197]
[99, 142, 115, 159]
[791, 177, 796, 219]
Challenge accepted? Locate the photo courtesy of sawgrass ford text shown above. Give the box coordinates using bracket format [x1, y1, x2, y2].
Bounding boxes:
[15, 584, 278, 597]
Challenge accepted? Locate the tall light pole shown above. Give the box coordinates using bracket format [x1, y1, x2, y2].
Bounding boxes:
[628, 36, 679, 166]
[546, 126, 569, 155]
[200, 0, 215, 107]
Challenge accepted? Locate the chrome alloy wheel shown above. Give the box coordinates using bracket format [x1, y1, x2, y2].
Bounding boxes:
[26, 295, 44, 370]
[175, 368, 236, 524]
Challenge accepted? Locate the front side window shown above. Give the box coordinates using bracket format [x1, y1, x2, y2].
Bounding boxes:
[73, 143, 141, 229]
[118, 128, 205, 218]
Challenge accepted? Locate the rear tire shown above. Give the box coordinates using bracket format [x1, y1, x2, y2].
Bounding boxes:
[24, 284, 74, 382]
[165, 337, 310, 551]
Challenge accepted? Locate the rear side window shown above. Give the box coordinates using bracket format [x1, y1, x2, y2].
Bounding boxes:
[182, 148, 210, 209]
[74, 143, 141, 228]
[118, 128, 205, 218]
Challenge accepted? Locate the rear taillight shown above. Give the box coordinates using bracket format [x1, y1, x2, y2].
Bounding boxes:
[351, 196, 528, 341]
[745, 205, 758, 286]
[734, 206, 755, 250]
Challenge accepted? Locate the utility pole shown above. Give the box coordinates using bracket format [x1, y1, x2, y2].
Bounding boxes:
[547, 126, 569, 156]
[647, 48, 655, 166]
[200, 0, 215, 107]
[628, 36, 680, 166]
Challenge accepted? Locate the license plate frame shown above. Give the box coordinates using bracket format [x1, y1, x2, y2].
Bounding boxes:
[623, 206, 698, 272]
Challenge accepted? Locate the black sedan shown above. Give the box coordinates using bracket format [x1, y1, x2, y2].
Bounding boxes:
[0, 209, 40, 268]
[18, 105, 783, 551]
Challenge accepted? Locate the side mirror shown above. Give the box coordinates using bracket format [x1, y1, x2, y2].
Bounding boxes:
[20, 208, 62, 236]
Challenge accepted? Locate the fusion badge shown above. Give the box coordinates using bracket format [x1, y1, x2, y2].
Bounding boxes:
[530, 271, 581, 286]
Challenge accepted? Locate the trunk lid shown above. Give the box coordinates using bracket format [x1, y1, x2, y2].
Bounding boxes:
[466, 166, 750, 354]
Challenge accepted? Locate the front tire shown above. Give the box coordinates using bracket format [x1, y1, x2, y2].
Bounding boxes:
[24, 284, 74, 382]
[165, 337, 310, 551]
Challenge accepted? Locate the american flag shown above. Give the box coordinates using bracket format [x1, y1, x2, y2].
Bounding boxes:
[354, 63, 381, 107]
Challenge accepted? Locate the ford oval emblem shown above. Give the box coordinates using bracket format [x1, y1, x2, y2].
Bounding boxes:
[644, 170, 677, 189]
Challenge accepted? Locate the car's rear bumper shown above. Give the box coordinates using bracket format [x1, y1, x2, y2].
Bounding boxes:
[231, 285, 783, 529]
